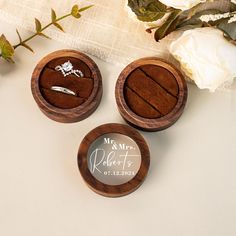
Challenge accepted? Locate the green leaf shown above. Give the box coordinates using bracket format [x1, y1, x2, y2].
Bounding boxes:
[186, 3, 202, 19]
[79, 5, 93, 12]
[0, 34, 15, 62]
[230, 2, 236, 12]
[128, 0, 167, 22]
[53, 22, 64, 32]
[22, 43, 34, 53]
[51, 9, 57, 22]
[154, 10, 181, 41]
[35, 18, 42, 33]
[38, 32, 51, 39]
[217, 19, 236, 41]
[177, 9, 222, 29]
[71, 5, 81, 18]
[16, 29, 22, 43]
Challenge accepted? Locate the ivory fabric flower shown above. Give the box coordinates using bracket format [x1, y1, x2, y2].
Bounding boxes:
[159, 0, 207, 11]
[169, 27, 236, 92]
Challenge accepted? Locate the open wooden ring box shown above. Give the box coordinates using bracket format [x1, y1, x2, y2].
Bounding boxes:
[31, 50, 102, 123]
[115, 57, 188, 131]
[77, 123, 150, 197]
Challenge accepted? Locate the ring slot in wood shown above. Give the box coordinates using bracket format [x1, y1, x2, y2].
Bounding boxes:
[115, 57, 188, 131]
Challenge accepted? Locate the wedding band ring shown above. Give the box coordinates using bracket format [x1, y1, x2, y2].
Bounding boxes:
[50, 86, 77, 96]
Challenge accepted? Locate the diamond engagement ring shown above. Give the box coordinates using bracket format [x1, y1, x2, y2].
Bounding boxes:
[55, 61, 84, 78]
[51, 86, 77, 96]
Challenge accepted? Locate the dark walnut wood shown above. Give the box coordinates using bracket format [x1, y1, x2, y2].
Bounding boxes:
[31, 50, 103, 123]
[77, 123, 150, 198]
[115, 58, 188, 132]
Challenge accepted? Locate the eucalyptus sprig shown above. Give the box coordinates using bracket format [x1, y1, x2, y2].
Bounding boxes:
[0, 4, 93, 63]
[128, 0, 236, 43]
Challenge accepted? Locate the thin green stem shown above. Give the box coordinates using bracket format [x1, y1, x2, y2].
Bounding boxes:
[54, 13, 72, 23]
[13, 13, 72, 50]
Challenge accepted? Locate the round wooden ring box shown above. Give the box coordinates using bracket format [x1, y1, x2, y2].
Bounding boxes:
[31, 50, 103, 123]
[77, 123, 150, 197]
[115, 57, 188, 131]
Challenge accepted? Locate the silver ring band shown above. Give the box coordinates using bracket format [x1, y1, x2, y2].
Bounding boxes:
[50, 86, 77, 96]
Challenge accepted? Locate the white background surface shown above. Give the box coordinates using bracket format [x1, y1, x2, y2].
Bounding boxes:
[0, 21, 236, 236]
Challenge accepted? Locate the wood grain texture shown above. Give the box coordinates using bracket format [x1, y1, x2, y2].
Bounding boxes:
[31, 50, 103, 123]
[115, 57, 188, 132]
[77, 123, 150, 198]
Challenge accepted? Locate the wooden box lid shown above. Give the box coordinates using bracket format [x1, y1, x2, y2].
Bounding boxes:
[77, 123, 150, 197]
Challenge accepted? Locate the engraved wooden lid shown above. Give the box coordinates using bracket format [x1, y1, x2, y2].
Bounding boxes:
[115, 58, 188, 131]
[77, 123, 150, 197]
[31, 50, 102, 123]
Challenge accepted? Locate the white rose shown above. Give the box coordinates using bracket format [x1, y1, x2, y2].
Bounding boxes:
[159, 0, 207, 11]
[169, 27, 236, 92]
